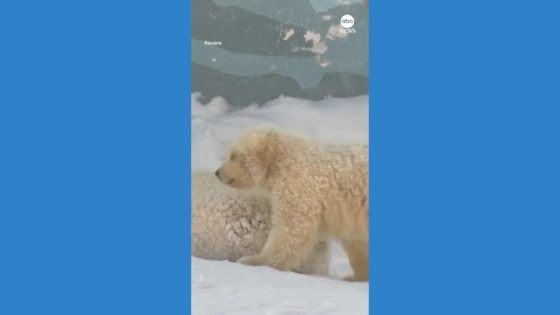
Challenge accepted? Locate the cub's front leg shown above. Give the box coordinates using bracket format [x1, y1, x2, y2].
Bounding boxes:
[237, 201, 319, 272]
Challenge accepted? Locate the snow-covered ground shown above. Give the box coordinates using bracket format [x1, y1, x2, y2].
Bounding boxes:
[191, 93, 369, 314]
[192, 243, 368, 315]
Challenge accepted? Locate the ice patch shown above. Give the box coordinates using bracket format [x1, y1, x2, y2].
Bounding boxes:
[283, 28, 295, 41]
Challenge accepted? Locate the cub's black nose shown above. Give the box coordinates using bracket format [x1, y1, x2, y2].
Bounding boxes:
[214, 169, 220, 178]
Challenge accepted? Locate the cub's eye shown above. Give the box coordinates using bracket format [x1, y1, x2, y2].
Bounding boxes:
[230, 153, 236, 160]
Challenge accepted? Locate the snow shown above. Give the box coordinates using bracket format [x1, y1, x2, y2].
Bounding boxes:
[191, 94, 369, 314]
[192, 243, 368, 315]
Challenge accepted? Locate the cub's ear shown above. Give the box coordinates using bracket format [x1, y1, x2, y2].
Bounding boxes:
[230, 126, 280, 161]
[235, 127, 269, 150]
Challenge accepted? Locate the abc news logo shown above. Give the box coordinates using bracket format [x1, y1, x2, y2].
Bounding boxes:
[340, 15, 355, 29]
[340, 14, 356, 33]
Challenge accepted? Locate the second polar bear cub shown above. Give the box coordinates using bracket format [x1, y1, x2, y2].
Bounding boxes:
[215, 126, 369, 281]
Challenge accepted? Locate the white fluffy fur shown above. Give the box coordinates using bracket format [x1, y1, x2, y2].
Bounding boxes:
[216, 127, 369, 281]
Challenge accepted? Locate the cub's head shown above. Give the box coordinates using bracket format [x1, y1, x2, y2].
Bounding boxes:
[214, 127, 278, 190]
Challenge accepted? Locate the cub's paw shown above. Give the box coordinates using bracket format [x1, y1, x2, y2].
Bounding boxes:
[237, 255, 265, 266]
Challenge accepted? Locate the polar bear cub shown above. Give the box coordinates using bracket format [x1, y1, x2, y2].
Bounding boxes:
[215, 127, 369, 281]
